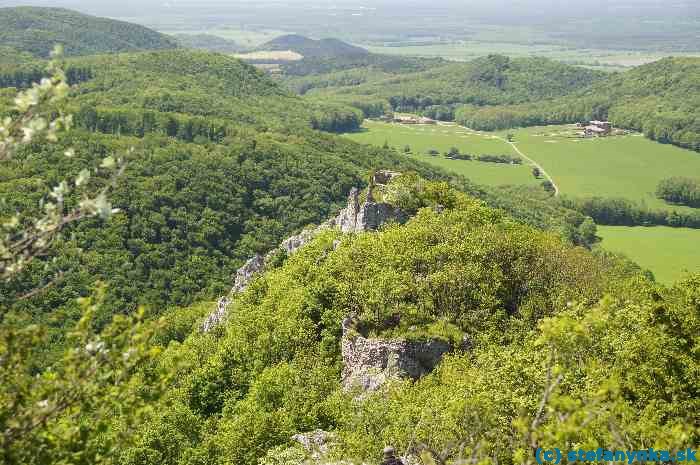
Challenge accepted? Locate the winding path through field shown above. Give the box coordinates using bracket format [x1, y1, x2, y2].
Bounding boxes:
[501, 137, 560, 196]
[431, 121, 560, 195]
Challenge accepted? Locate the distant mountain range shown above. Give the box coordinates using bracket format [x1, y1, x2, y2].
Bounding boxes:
[0, 6, 178, 57]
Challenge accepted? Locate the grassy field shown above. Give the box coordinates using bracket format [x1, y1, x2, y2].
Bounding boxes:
[344, 120, 540, 187]
[511, 125, 700, 210]
[598, 226, 700, 283]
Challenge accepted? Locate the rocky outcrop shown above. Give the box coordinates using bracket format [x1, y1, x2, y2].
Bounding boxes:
[201, 296, 230, 333]
[292, 430, 335, 460]
[333, 183, 406, 233]
[232, 254, 265, 293]
[341, 335, 452, 392]
[280, 228, 318, 255]
[341, 317, 452, 392]
[201, 171, 407, 333]
[373, 170, 401, 185]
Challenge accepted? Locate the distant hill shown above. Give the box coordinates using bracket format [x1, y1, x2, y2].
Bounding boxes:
[259, 34, 368, 59]
[293, 54, 606, 120]
[454, 57, 700, 151]
[173, 33, 243, 53]
[0, 7, 178, 57]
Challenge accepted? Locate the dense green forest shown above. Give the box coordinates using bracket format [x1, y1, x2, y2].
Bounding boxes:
[0, 7, 178, 58]
[656, 177, 700, 208]
[454, 57, 700, 151]
[4, 175, 696, 465]
[0, 50, 364, 133]
[296, 55, 605, 118]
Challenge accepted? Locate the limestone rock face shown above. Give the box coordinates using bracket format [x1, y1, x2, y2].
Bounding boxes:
[334, 186, 406, 233]
[341, 326, 452, 392]
[373, 169, 401, 185]
[232, 254, 265, 294]
[335, 187, 361, 233]
[200, 296, 230, 333]
[201, 175, 408, 333]
[280, 228, 318, 255]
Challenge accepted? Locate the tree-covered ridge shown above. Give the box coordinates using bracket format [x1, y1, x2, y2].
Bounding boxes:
[0, 7, 178, 58]
[297, 55, 606, 115]
[456, 57, 700, 151]
[0, 49, 365, 134]
[0, 49, 599, 352]
[259, 34, 369, 59]
[0, 46, 35, 65]
[95, 178, 694, 465]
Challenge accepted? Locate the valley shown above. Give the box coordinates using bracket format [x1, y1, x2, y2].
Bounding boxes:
[343, 119, 700, 281]
[344, 120, 539, 188]
[0, 3, 698, 465]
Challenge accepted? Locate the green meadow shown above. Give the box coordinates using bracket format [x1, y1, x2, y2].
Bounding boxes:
[345, 120, 700, 283]
[344, 120, 540, 187]
[598, 226, 700, 283]
[511, 125, 700, 211]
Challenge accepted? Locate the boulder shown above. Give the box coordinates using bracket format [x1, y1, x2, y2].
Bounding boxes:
[341, 326, 452, 392]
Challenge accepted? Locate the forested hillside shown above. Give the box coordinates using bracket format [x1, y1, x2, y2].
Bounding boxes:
[0, 19, 697, 464]
[0, 7, 178, 57]
[289, 53, 700, 151]
[0, 49, 600, 361]
[259, 34, 369, 58]
[295, 55, 606, 120]
[173, 33, 243, 53]
[0, 50, 365, 133]
[455, 57, 700, 151]
[5, 173, 696, 465]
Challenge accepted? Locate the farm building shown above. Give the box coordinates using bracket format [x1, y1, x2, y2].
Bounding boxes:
[582, 120, 612, 137]
[394, 115, 436, 124]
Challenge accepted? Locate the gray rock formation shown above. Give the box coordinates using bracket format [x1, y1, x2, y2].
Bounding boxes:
[292, 430, 335, 460]
[201, 174, 408, 333]
[373, 170, 401, 185]
[232, 254, 266, 293]
[333, 185, 406, 233]
[280, 228, 318, 255]
[200, 296, 230, 333]
[341, 320, 452, 392]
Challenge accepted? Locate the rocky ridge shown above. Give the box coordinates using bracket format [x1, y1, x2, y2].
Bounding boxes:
[201, 170, 403, 332]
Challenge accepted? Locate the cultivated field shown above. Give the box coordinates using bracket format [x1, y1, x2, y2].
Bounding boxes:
[344, 120, 540, 187]
[598, 226, 700, 283]
[511, 125, 700, 211]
